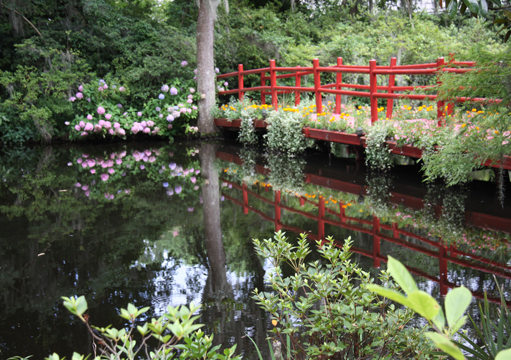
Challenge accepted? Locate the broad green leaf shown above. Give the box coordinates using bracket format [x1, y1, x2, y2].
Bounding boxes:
[365, 284, 411, 307]
[75, 296, 88, 317]
[407, 291, 440, 320]
[462, 0, 479, 14]
[432, 307, 446, 331]
[445, 286, 472, 328]
[496, 349, 511, 360]
[425, 332, 465, 360]
[451, 315, 468, 335]
[387, 256, 418, 295]
[448, 0, 458, 17]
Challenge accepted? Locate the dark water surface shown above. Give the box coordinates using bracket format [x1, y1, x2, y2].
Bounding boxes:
[0, 141, 510, 359]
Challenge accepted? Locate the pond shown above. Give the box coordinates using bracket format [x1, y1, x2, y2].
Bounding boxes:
[0, 141, 510, 359]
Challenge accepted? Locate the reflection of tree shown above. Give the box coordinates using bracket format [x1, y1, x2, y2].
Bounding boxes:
[200, 143, 231, 301]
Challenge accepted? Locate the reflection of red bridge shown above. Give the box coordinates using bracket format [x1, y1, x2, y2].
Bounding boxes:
[217, 150, 511, 304]
[214, 56, 511, 170]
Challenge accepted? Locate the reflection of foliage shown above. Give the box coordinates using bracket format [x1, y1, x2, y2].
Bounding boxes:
[238, 147, 259, 184]
[265, 153, 305, 194]
[366, 171, 392, 218]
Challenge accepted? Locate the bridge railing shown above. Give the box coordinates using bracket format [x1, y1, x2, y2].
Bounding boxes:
[216, 54, 495, 124]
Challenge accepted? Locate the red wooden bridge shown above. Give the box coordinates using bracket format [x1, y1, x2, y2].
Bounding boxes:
[214, 56, 511, 170]
[217, 150, 511, 304]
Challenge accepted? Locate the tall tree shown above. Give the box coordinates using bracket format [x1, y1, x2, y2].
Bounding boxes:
[196, 0, 228, 134]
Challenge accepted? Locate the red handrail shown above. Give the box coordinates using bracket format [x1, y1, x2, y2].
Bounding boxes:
[217, 55, 502, 125]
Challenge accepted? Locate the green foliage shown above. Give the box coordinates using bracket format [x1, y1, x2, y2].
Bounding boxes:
[367, 256, 511, 360]
[55, 296, 241, 360]
[252, 231, 438, 359]
[365, 121, 394, 170]
[265, 109, 306, 154]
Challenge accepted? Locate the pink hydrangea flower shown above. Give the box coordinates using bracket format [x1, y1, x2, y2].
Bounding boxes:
[190, 88, 195, 93]
[137, 111, 142, 117]
[84, 123, 94, 131]
[118, 128, 126, 136]
[87, 115, 93, 120]
[81, 132, 88, 136]
[147, 120, 154, 127]
[114, 122, 120, 129]
[97, 106, 105, 115]
[105, 114, 112, 120]
[95, 124, 102, 132]
[98, 120, 106, 126]
[76, 92, 83, 99]
[74, 125, 81, 131]
[143, 127, 150, 134]
[101, 173, 109, 181]
[78, 85, 84, 92]
[119, 86, 126, 92]
[108, 168, 115, 174]
[170, 87, 178, 95]
[105, 121, 112, 129]
[191, 177, 196, 184]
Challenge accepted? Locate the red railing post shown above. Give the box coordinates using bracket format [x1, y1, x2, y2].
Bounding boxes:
[335, 57, 343, 114]
[447, 53, 455, 117]
[372, 216, 381, 268]
[242, 182, 248, 215]
[299, 197, 305, 207]
[295, 65, 301, 107]
[318, 196, 325, 240]
[238, 64, 244, 101]
[270, 59, 278, 110]
[369, 59, 378, 124]
[274, 190, 281, 231]
[260, 71, 266, 105]
[437, 57, 446, 126]
[386, 57, 397, 120]
[312, 58, 323, 114]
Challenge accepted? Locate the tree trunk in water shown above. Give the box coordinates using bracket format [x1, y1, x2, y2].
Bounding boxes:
[197, 0, 219, 135]
[200, 143, 229, 299]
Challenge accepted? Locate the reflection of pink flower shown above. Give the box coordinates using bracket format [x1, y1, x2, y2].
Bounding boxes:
[194, 185, 199, 190]
[195, 169, 200, 174]
[173, 230, 178, 237]
[140, 165, 145, 170]
[75, 183, 81, 187]
[191, 177, 196, 184]
[82, 185, 89, 191]
[125, 189, 131, 194]
[175, 185, 182, 194]
[116, 159, 122, 165]
[90, 169, 96, 174]
[188, 208, 194, 212]
[81, 132, 88, 137]
[108, 168, 115, 174]
[101, 173, 109, 181]
[148, 156, 156, 163]
[85, 190, 90, 197]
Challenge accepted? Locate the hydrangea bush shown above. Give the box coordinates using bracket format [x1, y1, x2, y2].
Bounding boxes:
[68, 71, 200, 141]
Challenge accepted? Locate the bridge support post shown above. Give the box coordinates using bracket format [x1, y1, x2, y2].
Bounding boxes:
[369, 59, 378, 124]
[386, 57, 397, 120]
[238, 64, 244, 101]
[312, 58, 323, 114]
[270, 59, 278, 110]
[335, 57, 343, 114]
[242, 182, 248, 214]
[437, 57, 446, 126]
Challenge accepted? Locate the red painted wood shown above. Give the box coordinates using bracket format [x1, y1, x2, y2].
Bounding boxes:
[335, 57, 343, 114]
[313, 58, 323, 114]
[369, 60, 378, 124]
[295, 65, 301, 106]
[260, 72, 266, 105]
[270, 59, 277, 109]
[303, 128, 362, 145]
[373, 216, 381, 268]
[238, 64, 244, 100]
[386, 57, 397, 120]
[437, 57, 446, 125]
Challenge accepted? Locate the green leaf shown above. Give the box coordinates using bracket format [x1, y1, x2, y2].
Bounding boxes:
[365, 284, 411, 307]
[479, 0, 488, 17]
[407, 291, 441, 320]
[448, 0, 458, 17]
[451, 315, 468, 335]
[496, 349, 511, 360]
[75, 296, 88, 317]
[386, 256, 418, 295]
[425, 332, 465, 360]
[462, 0, 479, 14]
[432, 307, 446, 331]
[445, 286, 472, 328]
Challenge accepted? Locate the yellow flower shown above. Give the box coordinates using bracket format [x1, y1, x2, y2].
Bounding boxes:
[461, 124, 466, 128]
[472, 108, 477, 112]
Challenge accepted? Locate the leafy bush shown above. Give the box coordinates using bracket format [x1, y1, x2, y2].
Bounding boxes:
[264, 109, 306, 154]
[253, 231, 437, 359]
[39, 296, 241, 360]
